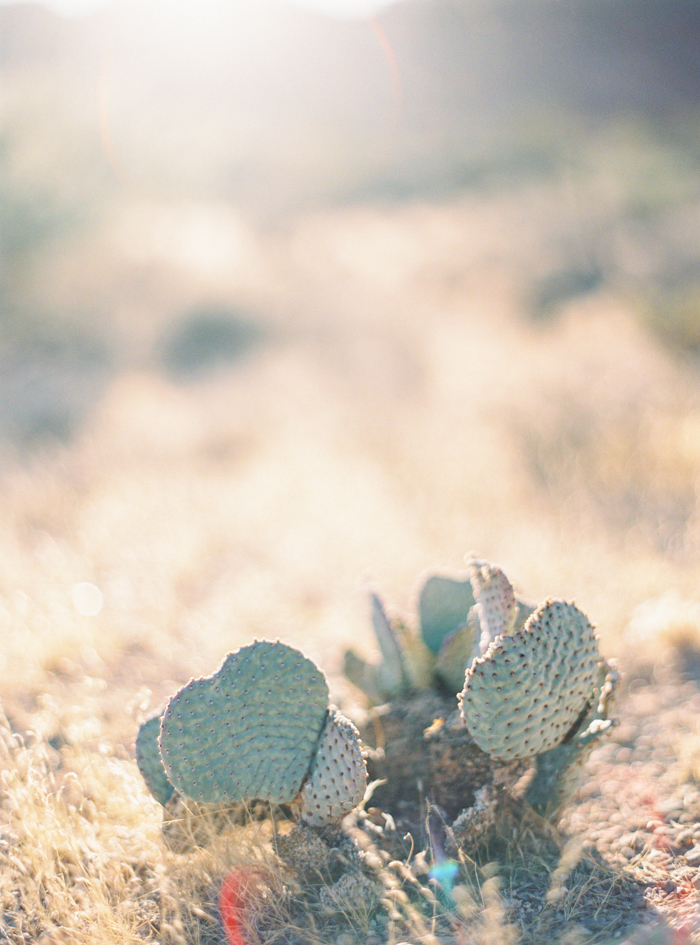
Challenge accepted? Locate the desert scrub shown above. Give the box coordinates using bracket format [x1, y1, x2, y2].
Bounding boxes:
[0, 702, 300, 945]
[0, 558, 631, 945]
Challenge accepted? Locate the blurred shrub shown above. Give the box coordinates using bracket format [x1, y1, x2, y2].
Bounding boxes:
[0, 138, 79, 266]
[160, 306, 266, 380]
[527, 262, 606, 320]
[642, 280, 700, 357]
[0, 305, 113, 449]
[0, 189, 74, 264]
[0, 304, 110, 364]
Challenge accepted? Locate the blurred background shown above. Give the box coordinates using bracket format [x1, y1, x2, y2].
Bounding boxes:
[1, 0, 700, 711]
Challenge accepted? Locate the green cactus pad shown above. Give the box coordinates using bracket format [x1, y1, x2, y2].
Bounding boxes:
[435, 623, 478, 693]
[299, 707, 367, 826]
[526, 659, 619, 819]
[418, 574, 475, 654]
[459, 599, 600, 761]
[160, 640, 329, 804]
[468, 559, 517, 645]
[135, 714, 175, 806]
[369, 592, 406, 695]
[343, 650, 385, 704]
[400, 626, 436, 690]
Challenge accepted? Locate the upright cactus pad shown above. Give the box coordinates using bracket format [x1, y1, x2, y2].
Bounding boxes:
[418, 574, 475, 655]
[435, 623, 478, 693]
[468, 559, 518, 647]
[160, 641, 329, 804]
[369, 592, 406, 696]
[459, 599, 600, 761]
[136, 714, 175, 806]
[299, 708, 367, 826]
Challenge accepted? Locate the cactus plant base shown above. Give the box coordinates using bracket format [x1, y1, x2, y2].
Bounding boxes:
[359, 690, 534, 852]
[356, 667, 617, 857]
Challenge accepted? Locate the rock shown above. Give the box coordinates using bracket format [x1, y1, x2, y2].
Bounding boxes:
[683, 845, 700, 866]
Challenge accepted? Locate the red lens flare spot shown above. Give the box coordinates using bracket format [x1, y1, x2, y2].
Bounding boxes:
[219, 868, 262, 945]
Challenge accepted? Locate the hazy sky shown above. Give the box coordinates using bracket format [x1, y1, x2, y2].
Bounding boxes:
[0, 0, 403, 16]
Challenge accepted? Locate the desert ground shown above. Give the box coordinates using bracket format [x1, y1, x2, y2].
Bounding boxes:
[2, 1, 700, 941]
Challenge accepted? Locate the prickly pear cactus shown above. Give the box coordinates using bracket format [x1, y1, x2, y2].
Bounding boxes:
[434, 623, 478, 694]
[160, 640, 329, 804]
[369, 592, 407, 698]
[134, 555, 617, 883]
[344, 563, 538, 704]
[459, 599, 600, 761]
[137, 638, 370, 843]
[344, 558, 618, 856]
[135, 713, 174, 806]
[299, 708, 367, 826]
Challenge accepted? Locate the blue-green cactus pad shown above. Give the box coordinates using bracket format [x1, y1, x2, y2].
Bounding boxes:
[460, 599, 600, 760]
[435, 622, 478, 693]
[299, 707, 367, 825]
[159, 640, 329, 804]
[418, 574, 475, 655]
[136, 714, 175, 806]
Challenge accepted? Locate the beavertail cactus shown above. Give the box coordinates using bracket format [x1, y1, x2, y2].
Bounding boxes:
[344, 562, 537, 702]
[525, 657, 619, 819]
[135, 555, 617, 874]
[299, 708, 367, 826]
[344, 557, 618, 854]
[459, 599, 600, 760]
[434, 623, 477, 694]
[160, 640, 329, 804]
[137, 640, 368, 834]
[369, 592, 407, 697]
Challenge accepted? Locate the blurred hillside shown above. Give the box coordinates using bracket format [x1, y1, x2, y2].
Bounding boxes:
[0, 0, 700, 680]
[1, 0, 700, 208]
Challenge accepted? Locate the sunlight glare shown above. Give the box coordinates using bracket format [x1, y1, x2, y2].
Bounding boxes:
[0, 0, 402, 19]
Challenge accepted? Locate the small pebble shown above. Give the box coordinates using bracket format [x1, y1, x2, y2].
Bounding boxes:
[647, 850, 670, 864]
[684, 845, 700, 866]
